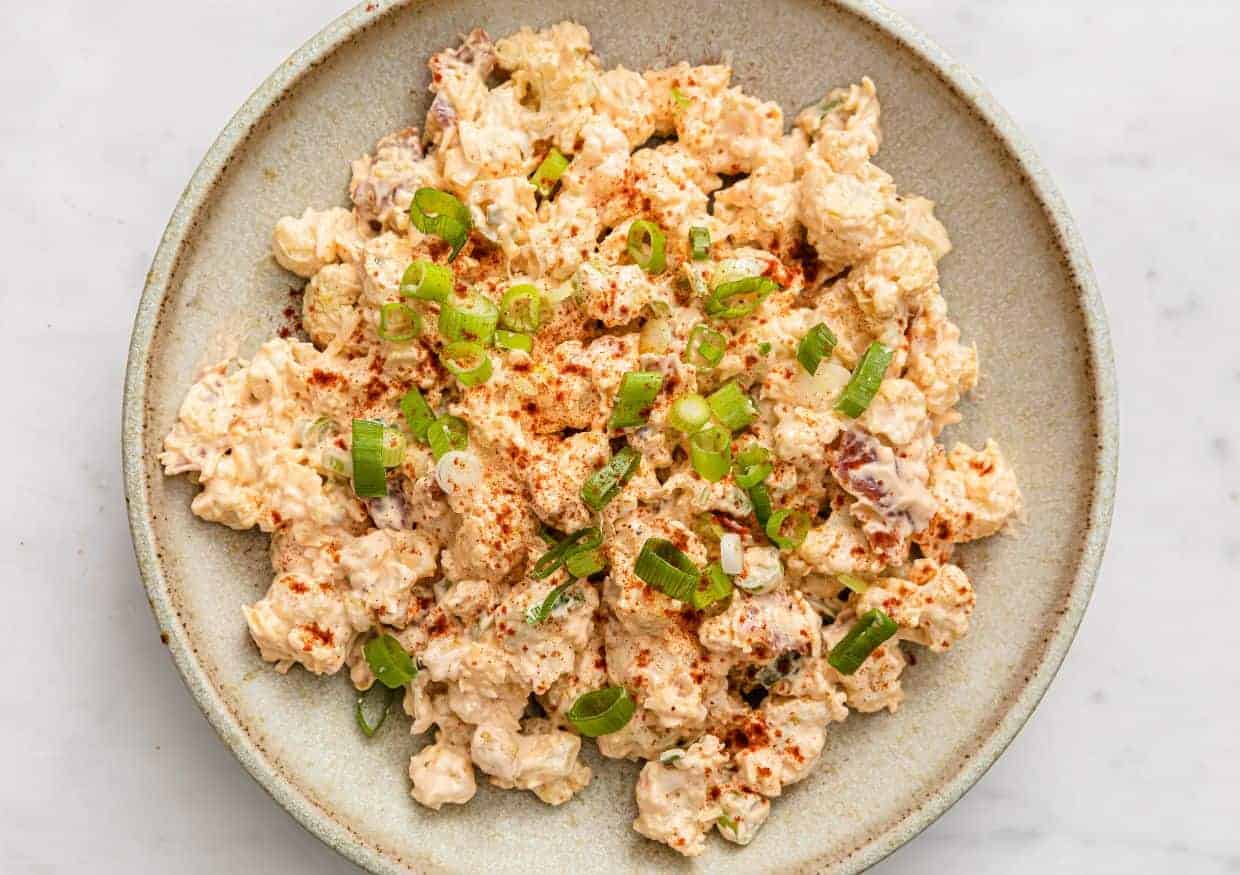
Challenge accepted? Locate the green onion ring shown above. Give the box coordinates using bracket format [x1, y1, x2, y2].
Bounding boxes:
[363, 633, 417, 689]
[350, 419, 388, 498]
[408, 187, 472, 261]
[426, 415, 468, 461]
[732, 444, 772, 489]
[688, 225, 711, 261]
[567, 686, 636, 737]
[378, 302, 421, 343]
[627, 219, 667, 274]
[439, 341, 492, 387]
[499, 284, 542, 333]
[634, 538, 701, 603]
[748, 481, 773, 527]
[707, 381, 758, 432]
[399, 387, 436, 443]
[690, 425, 732, 482]
[525, 582, 573, 625]
[530, 147, 570, 197]
[400, 260, 453, 303]
[380, 426, 407, 467]
[494, 329, 533, 352]
[683, 322, 726, 369]
[827, 609, 899, 675]
[705, 275, 779, 319]
[531, 527, 599, 579]
[438, 291, 499, 345]
[668, 394, 711, 433]
[564, 546, 606, 578]
[834, 341, 894, 418]
[692, 562, 734, 610]
[580, 445, 642, 511]
[797, 322, 838, 375]
[608, 371, 665, 429]
[765, 508, 811, 550]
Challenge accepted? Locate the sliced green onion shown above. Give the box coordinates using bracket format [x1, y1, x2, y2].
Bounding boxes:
[439, 341, 492, 387]
[718, 815, 739, 834]
[400, 387, 436, 442]
[668, 394, 711, 433]
[690, 425, 732, 482]
[377, 302, 421, 343]
[797, 323, 838, 375]
[355, 684, 400, 738]
[526, 582, 573, 625]
[608, 371, 665, 429]
[749, 482, 772, 527]
[494, 329, 533, 352]
[400, 260, 453, 303]
[838, 573, 870, 594]
[732, 444, 772, 489]
[408, 187, 472, 261]
[765, 508, 811, 550]
[689, 225, 710, 261]
[438, 291, 499, 344]
[693, 512, 725, 543]
[707, 382, 758, 431]
[835, 341, 894, 418]
[426, 415, 468, 460]
[567, 686, 636, 737]
[363, 633, 417, 689]
[627, 220, 667, 274]
[580, 445, 642, 511]
[499, 284, 542, 332]
[757, 341, 772, 356]
[531, 528, 599, 579]
[565, 546, 606, 578]
[827, 609, 899, 675]
[351, 419, 387, 498]
[706, 276, 779, 319]
[530, 147, 570, 197]
[381, 426, 407, 467]
[692, 562, 734, 610]
[670, 87, 690, 109]
[683, 323, 726, 369]
[634, 538, 700, 603]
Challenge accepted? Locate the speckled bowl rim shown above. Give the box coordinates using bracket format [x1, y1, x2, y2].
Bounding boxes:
[122, 1, 1118, 871]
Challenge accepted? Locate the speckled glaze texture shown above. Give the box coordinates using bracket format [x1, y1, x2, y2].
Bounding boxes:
[122, 0, 1117, 872]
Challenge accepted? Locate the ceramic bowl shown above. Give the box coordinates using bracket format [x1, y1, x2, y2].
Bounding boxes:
[123, 1, 1117, 871]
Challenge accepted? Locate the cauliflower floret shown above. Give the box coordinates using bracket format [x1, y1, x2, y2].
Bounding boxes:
[858, 378, 928, 447]
[409, 734, 477, 810]
[798, 157, 903, 275]
[490, 578, 598, 693]
[242, 572, 354, 675]
[699, 589, 821, 662]
[918, 439, 1023, 559]
[633, 735, 729, 857]
[857, 560, 975, 652]
[830, 429, 936, 562]
[795, 77, 883, 172]
[350, 127, 436, 231]
[272, 207, 368, 278]
[573, 261, 666, 327]
[442, 468, 536, 584]
[339, 529, 439, 629]
[302, 263, 362, 350]
[592, 67, 656, 148]
[716, 786, 771, 846]
[470, 721, 591, 804]
[732, 697, 832, 797]
[792, 505, 887, 578]
[676, 85, 785, 176]
[606, 619, 712, 731]
[824, 618, 906, 712]
[522, 432, 610, 532]
[905, 292, 979, 427]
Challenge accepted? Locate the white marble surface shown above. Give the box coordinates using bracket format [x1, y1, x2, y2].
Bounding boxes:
[1, 0, 1236, 872]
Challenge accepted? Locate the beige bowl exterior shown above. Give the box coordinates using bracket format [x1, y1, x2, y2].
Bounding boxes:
[122, 1, 1117, 872]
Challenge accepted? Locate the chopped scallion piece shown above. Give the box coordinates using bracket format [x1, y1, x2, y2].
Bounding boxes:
[608, 371, 665, 429]
[378, 302, 421, 343]
[567, 686, 636, 737]
[765, 508, 811, 550]
[670, 87, 690, 109]
[668, 394, 711, 433]
[426, 415, 468, 460]
[634, 538, 700, 603]
[834, 341, 893, 418]
[494, 329, 533, 352]
[380, 426, 407, 467]
[692, 562, 734, 610]
[565, 546, 606, 578]
[748, 482, 772, 527]
[796, 323, 838, 375]
[757, 342, 772, 356]
[838, 573, 870, 594]
[627, 220, 667, 274]
[827, 609, 898, 675]
[718, 815, 739, 834]
[683, 323, 726, 369]
[689, 225, 710, 261]
[399, 387, 435, 443]
[530, 147, 570, 197]
[532, 528, 599, 579]
[408, 187, 472, 261]
[400, 260, 453, 303]
[581, 445, 642, 511]
[705, 275, 778, 319]
[439, 341, 492, 387]
[499, 284, 542, 333]
[732, 444, 772, 489]
[707, 382, 758, 431]
[438, 291, 499, 345]
[526, 582, 573, 625]
[355, 684, 400, 738]
[350, 419, 387, 498]
[690, 425, 732, 482]
[363, 633, 417, 689]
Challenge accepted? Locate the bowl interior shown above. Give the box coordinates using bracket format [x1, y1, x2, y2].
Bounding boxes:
[127, 0, 1112, 872]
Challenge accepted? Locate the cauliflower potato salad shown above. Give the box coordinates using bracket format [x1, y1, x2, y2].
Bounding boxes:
[160, 23, 1023, 856]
